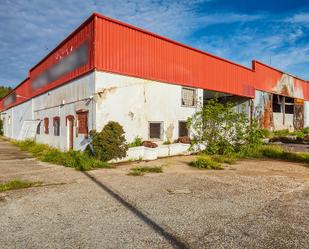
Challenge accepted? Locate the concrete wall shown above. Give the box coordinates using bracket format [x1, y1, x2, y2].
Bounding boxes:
[304, 101, 309, 128]
[95, 71, 203, 143]
[1, 100, 33, 139]
[33, 72, 95, 151]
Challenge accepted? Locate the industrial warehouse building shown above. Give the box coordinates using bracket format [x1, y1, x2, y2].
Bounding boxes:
[1, 13, 309, 152]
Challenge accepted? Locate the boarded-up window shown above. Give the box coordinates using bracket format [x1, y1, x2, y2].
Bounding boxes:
[178, 121, 189, 137]
[181, 87, 196, 107]
[77, 111, 88, 134]
[44, 118, 49, 134]
[53, 117, 60, 136]
[149, 122, 162, 139]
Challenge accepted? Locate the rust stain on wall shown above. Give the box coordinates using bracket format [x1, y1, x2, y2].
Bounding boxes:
[96, 86, 117, 104]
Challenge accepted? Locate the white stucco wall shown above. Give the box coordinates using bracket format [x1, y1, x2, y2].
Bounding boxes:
[33, 72, 95, 151]
[1, 100, 33, 139]
[95, 71, 203, 143]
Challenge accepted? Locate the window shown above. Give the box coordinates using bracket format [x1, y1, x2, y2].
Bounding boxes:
[181, 87, 196, 107]
[36, 122, 41, 135]
[179, 121, 189, 137]
[149, 122, 163, 140]
[77, 110, 88, 134]
[44, 118, 49, 134]
[53, 117, 60, 136]
[272, 94, 282, 113]
[285, 97, 294, 114]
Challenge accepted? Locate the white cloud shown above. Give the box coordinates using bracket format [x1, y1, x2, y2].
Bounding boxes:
[286, 12, 309, 24]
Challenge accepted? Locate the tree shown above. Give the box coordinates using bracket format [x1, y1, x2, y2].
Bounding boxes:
[0, 86, 12, 99]
[188, 97, 260, 155]
[89, 121, 128, 161]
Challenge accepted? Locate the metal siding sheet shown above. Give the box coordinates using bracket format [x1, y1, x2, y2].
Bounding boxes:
[95, 17, 254, 98]
[253, 61, 309, 99]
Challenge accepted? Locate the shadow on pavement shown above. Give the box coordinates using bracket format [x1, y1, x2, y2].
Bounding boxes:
[82, 171, 190, 249]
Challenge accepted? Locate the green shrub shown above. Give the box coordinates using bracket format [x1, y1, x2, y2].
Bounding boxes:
[259, 128, 272, 138]
[274, 129, 290, 137]
[128, 136, 143, 147]
[0, 118, 3, 136]
[189, 156, 223, 170]
[188, 97, 262, 155]
[90, 121, 128, 162]
[302, 127, 309, 134]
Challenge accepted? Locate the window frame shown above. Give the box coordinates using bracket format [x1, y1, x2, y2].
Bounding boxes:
[181, 87, 197, 108]
[76, 110, 89, 135]
[44, 117, 49, 134]
[53, 116, 60, 136]
[178, 120, 189, 137]
[148, 121, 163, 140]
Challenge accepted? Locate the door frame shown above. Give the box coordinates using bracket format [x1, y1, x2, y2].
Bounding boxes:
[66, 115, 74, 150]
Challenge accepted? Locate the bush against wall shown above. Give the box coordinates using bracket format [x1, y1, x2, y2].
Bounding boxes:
[89, 121, 128, 161]
[0, 118, 3, 135]
[188, 97, 262, 155]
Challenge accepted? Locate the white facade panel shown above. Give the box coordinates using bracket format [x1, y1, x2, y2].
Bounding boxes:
[95, 71, 203, 143]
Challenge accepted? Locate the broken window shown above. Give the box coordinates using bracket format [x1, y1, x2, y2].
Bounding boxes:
[285, 97, 294, 114]
[53, 117, 60, 136]
[178, 121, 189, 137]
[181, 87, 196, 107]
[149, 122, 163, 139]
[44, 118, 49, 134]
[272, 94, 282, 113]
[77, 110, 88, 134]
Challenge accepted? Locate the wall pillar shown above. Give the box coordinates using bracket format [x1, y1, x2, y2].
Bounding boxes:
[304, 101, 309, 127]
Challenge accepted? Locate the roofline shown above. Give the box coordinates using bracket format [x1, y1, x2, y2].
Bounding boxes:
[253, 60, 308, 83]
[29, 13, 96, 72]
[93, 12, 253, 73]
[0, 77, 30, 101]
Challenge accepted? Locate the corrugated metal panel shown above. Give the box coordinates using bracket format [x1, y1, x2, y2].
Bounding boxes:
[0, 78, 30, 110]
[94, 15, 255, 98]
[29, 18, 95, 97]
[0, 16, 96, 112]
[253, 60, 309, 99]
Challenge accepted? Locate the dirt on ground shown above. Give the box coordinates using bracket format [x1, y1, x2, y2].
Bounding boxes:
[0, 140, 308, 249]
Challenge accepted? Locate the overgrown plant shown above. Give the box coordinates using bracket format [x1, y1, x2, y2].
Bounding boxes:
[13, 140, 111, 171]
[0, 118, 3, 135]
[128, 136, 143, 148]
[188, 97, 262, 155]
[89, 121, 128, 162]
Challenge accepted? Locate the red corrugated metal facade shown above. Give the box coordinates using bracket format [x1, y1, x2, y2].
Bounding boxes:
[94, 14, 254, 98]
[0, 13, 308, 111]
[253, 60, 309, 99]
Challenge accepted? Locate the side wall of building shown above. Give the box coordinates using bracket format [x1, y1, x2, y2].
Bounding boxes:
[95, 71, 203, 143]
[33, 72, 95, 151]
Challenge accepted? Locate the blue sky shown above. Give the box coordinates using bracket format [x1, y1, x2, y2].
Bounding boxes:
[0, 0, 309, 87]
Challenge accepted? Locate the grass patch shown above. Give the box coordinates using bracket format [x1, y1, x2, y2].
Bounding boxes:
[189, 156, 224, 170]
[237, 144, 309, 165]
[12, 140, 112, 171]
[128, 166, 163, 176]
[0, 179, 42, 192]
